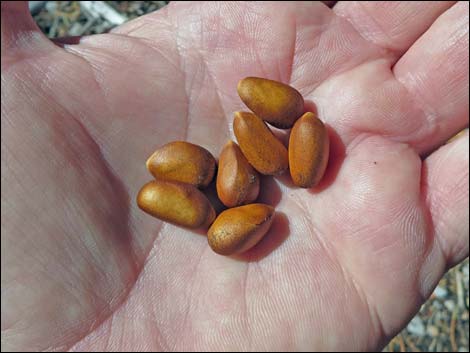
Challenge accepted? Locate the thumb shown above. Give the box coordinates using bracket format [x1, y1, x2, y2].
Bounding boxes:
[1, 1, 51, 58]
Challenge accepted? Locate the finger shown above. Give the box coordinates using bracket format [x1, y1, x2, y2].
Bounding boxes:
[393, 2, 469, 153]
[1, 1, 50, 56]
[334, 1, 455, 58]
[423, 130, 469, 267]
[314, 2, 468, 155]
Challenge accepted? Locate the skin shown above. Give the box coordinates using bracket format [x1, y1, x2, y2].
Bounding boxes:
[1, 1, 468, 351]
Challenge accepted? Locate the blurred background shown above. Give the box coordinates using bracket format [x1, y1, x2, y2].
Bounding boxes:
[30, 2, 469, 352]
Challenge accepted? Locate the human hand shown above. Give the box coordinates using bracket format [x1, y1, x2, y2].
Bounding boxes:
[2, 1, 468, 351]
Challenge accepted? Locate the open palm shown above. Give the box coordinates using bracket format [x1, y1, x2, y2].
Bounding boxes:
[2, 1, 468, 351]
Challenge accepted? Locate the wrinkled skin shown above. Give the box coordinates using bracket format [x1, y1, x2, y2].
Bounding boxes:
[1, 1, 468, 351]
